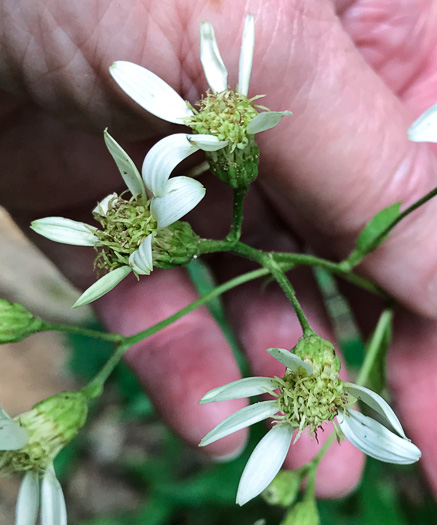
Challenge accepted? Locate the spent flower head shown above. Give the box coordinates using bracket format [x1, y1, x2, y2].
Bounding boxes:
[199, 335, 421, 505]
[109, 14, 291, 188]
[31, 131, 202, 307]
[0, 391, 88, 524]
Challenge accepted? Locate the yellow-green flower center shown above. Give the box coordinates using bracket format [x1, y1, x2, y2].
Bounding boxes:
[92, 194, 157, 274]
[184, 89, 260, 150]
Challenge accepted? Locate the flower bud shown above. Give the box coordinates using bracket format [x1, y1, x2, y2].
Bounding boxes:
[281, 498, 320, 525]
[0, 300, 44, 344]
[153, 222, 201, 269]
[0, 391, 88, 474]
[262, 470, 304, 507]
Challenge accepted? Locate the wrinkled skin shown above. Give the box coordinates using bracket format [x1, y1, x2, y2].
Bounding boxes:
[2, 0, 437, 498]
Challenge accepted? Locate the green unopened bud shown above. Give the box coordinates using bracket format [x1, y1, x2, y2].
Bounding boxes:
[281, 498, 319, 525]
[262, 469, 305, 507]
[0, 300, 44, 344]
[293, 335, 341, 375]
[0, 391, 88, 474]
[153, 222, 200, 269]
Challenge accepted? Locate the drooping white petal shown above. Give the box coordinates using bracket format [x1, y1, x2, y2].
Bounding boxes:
[142, 134, 201, 197]
[40, 466, 67, 525]
[266, 348, 313, 375]
[16, 472, 39, 525]
[345, 383, 406, 438]
[199, 401, 278, 447]
[104, 130, 146, 197]
[31, 217, 98, 246]
[129, 234, 153, 275]
[246, 111, 292, 135]
[72, 266, 132, 308]
[408, 104, 437, 143]
[151, 176, 205, 230]
[199, 377, 278, 404]
[109, 61, 193, 124]
[338, 409, 421, 465]
[200, 21, 228, 93]
[236, 425, 293, 506]
[237, 14, 255, 96]
[0, 408, 28, 450]
[187, 134, 229, 151]
[92, 193, 118, 216]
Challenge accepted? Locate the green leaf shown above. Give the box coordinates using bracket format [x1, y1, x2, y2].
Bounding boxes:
[344, 202, 401, 268]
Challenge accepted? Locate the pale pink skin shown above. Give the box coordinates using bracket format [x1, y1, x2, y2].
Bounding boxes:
[2, 0, 437, 498]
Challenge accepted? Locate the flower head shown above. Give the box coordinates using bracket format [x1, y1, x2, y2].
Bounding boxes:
[109, 15, 291, 188]
[199, 335, 421, 506]
[0, 391, 88, 524]
[31, 131, 202, 307]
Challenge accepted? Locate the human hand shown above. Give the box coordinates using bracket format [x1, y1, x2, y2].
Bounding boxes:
[1, 0, 437, 498]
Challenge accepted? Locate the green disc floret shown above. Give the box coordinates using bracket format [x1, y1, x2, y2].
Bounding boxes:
[273, 336, 347, 439]
[185, 89, 260, 150]
[92, 194, 157, 274]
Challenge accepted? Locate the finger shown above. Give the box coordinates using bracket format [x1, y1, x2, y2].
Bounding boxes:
[243, 2, 437, 318]
[226, 269, 365, 498]
[388, 310, 437, 496]
[94, 268, 248, 460]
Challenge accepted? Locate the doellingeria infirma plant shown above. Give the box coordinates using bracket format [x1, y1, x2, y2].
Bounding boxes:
[1, 12, 433, 525]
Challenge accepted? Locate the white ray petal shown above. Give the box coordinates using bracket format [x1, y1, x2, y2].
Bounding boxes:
[0, 408, 28, 450]
[338, 409, 421, 465]
[109, 61, 193, 123]
[93, 193, 118, 216]
[199, 401, 278, 447]
[237, 14, 255, 96]
[199, 377, 278, 404]
[266, 348, 313, 375]
[236, 425, 293, 506]
[41, 466, 67, 525]
[73, 266, 132, 308]
[129, 234, 153, 275]
[408, 104, 437, 143]
[151, 176, 205, 230]
[142, 134, 201, 197]
[31, 217, 98, 246]
[187, 134, 229, 151]
[104, 130, 146, 197]
[16, 472, 39, 525]
[200, 21, 228, 93]
[345, 383, 406, 438]
[246, 111, 292, 134]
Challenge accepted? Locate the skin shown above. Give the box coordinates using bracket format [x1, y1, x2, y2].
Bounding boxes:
[2, 0, 437, 498]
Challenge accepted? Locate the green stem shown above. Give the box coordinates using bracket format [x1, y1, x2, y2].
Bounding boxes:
[356, 307, 393, 387]
[305, 432, 336, 498]
[83, 342, 130, 398]
[198, 239, 315, 335]
[273, 253, 386, 297]
[226, 187, 247, 243]
[197, 240, 386, 298]
[42, 322, 124, 344]
[124, 266, 273, 347]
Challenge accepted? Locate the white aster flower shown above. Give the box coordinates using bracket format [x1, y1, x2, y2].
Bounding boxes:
[109, 15, 291, 152]
[199, 345, 421, 506]
[0, 408, 67, 525]
[31, 130, 204, 307]
[408, 103, 437, 142]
